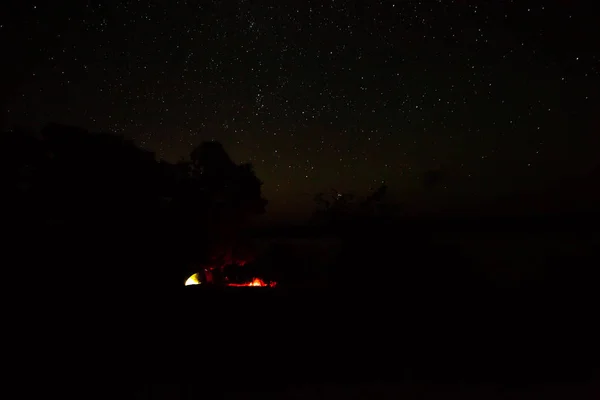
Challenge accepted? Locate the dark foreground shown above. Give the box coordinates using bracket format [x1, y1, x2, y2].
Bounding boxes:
[11, 216, 600, 398]
[130, 381, 600, 400]
[18, 284, 597, 399]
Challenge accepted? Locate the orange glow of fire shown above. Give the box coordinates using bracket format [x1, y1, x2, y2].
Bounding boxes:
[227, 277, 277, 287]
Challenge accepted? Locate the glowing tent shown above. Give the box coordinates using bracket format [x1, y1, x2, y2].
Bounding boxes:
[185, 273, 201, 286]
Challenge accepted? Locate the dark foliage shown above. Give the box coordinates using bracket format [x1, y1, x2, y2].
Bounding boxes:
[2, 123, 267, 293]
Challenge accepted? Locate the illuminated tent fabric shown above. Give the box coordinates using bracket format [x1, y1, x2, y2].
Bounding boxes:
[185, 273, 201, 286]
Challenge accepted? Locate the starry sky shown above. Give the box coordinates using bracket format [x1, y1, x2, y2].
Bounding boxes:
[2, 1, 599, 220]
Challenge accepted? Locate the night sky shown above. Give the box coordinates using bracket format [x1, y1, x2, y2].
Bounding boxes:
[2, 1, 599, 220]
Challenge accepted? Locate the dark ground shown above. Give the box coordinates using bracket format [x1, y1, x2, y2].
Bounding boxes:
[8, 215, 600, 398]
[21, 282, 594, 398]
[132, 381, 600, 399]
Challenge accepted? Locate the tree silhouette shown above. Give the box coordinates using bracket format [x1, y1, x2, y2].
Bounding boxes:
[1, 128, 47, 223]
[313, 192, 331, 211]
[358, 183, 388, 215]
[190, 140, 234, 177]
[2, 123, 267, 291]
[173, 141, 267, 270]
[312, 184, 388, 226]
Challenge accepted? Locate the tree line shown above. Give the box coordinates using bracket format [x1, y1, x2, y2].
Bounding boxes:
[2, 123, 267, 291]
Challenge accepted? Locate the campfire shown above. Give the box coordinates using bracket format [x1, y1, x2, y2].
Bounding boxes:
[227, 277, 277, 287]
[184, 267, 276, 288]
